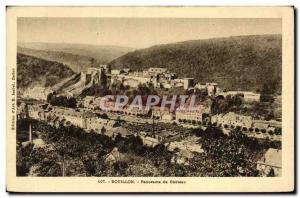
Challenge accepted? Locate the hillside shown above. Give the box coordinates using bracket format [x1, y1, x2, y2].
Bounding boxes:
[109, 35, 282, 93]
[18, 42, 133, 73]
[17, 47, 99, 73]
[17, 53, 75, 89]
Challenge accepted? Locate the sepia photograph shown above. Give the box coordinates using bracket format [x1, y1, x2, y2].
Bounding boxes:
[6, 6, 294, 192]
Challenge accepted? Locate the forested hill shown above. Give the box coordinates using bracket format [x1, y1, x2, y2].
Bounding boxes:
[17, 53, 75, 89]
[109, 35, 282, 93]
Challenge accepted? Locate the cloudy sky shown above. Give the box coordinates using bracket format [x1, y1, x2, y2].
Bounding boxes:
[18, 18, 281, 49]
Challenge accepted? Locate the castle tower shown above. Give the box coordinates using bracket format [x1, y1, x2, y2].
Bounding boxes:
[80, 72, 86, 84]
[29, 123, 32, 143]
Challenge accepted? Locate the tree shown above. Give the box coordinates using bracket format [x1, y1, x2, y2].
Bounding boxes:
[194, 88, 208, 101]
[211, 96, 229, 114]
[260, 81, 278, 103]
[47, 93, 77, 108]
[113, 161, 128, 176]
[101, 127, 106, 135]
[261, 82, 276, 95]
[100, 72, 108, 89]
[16, 143, 34, 176]
[229, 95, 243, 107]
[68, 97, 77, 108]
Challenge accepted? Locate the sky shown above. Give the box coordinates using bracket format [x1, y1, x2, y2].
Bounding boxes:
[18, 18, 281, 49]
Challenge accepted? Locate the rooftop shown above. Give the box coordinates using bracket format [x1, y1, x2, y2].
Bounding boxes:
[258, 148, 282, 168]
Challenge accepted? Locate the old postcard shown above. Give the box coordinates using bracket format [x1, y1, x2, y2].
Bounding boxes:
[6, 6, 294, 192]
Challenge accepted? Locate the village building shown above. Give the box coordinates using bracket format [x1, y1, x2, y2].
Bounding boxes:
[167, 135, 204, 154]
[21, 127, 46, 149]
[110, 67, 194, 90]
[252, 120, 281, 136]
[194, 82, 220, 96]
[171, 78, 194, 90]
[111, 68, 131, 75]
[211, 112, 253, 129]
[147, 67, 168, 74]
[28, 104, 52, 121]
[47, 106, 95, 129]
[106, 127, 130, 138]
[163, 72, 177, 81]
[122, 68, 131, 74]
[218, 91, 261, 102]
[140, 136, 160, 147]
[79, 96, 106, 110]
[176, 104, 210, 124]
[22, 86, 53, 101]
[151, 106, 175, 121]
[22, 138, 46, 149]
[111, 69, 121, 75]
[242, 92, 261, 102]
[205, 83, 219, 96]
[171, 150, 194, 166]
[253, 119, 281, 130]
[257, 148, 282, 176]
[59, 91, 74, 99]
[137, 127, 182, 148]
[111, 72, 156, 88]
[194, 83, 207, 90]
[85, 116, 116, 133]
[182, 78, 194, 90]
[28, 105, 44, 120]
[211, 112, 282, 139]
[17, 102, 27, 119]
[252, 120, 269, 131]
[122, 105, 150, 116]
[100, 99, 123, 112]
[104, 147, 127, 165]
[81, 96, 95, 109]
[43, 106, 120, 132]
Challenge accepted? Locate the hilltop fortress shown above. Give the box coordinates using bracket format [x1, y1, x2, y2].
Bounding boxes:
[51, 65, 196, 98]
[21, 63, 261, 104]
[59, 65, 109, 97]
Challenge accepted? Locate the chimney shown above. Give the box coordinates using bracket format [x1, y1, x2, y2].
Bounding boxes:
[29, 123, 32, 143]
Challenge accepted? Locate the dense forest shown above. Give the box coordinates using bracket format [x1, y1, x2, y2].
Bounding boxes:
[17, 118, 280, 177]
[109, 35, 282, 93]
[17, 53, 74, 89]
[18, 47, 100, 73]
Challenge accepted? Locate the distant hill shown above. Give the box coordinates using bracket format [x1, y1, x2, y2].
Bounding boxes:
[109, 35, 282, 93]
[17, 47, 98, 73]
[17, 53, 75, 89]
[18, 42, 133, 73]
